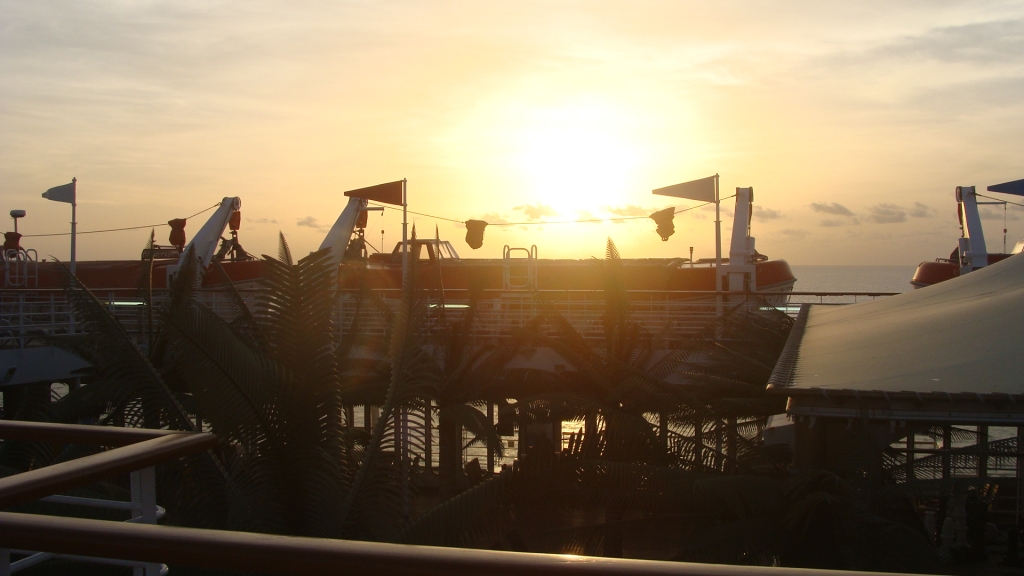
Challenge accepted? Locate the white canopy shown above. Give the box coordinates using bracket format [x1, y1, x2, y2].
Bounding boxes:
[769, 253, 1024, 396]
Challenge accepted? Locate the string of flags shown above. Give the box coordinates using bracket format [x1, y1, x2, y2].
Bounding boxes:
[455, 203, 719, 249]
[337, 175, 728, 250]
[367, 196, 731, 250]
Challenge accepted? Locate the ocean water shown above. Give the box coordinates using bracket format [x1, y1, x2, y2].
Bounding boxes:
[789, 265, 918, 294]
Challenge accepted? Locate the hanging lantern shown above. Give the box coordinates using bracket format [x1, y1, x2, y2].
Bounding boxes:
[650, 208, 675, 241]
[465, 219, 488, 249]
[168, 218, 187, 248]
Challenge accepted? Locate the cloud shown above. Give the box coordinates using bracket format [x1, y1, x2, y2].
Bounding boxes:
[605, 204, 652, 217]
[778, 228, 809, 241]
[875, 20, 1024, 66]
[296, 216, 324, 229]
[753, 206, 783, 220]
[820, 219, 858, 228]
[980, 206, 1021, 221]
[246, 217, 278, 224]
[471, 212, 509, 225]
[867, 203, 907, 224]
[514, 203, 557, 221]
[908, 202, 934, 218]
[810, 202, 855, 217]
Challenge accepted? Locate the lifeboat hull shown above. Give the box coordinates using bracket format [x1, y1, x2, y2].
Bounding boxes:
[912, 253, 1014, 289]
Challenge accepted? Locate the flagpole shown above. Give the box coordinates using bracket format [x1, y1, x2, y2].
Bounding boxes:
[401, 178, 408, 287]
[70, 177, 77, 276]
[714, 173, 722, 317]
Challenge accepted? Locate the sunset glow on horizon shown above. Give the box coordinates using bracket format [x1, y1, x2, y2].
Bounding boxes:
[3, 1, 1024, 265]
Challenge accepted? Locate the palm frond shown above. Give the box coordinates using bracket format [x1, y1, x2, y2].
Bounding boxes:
[277, 232, 294, 265]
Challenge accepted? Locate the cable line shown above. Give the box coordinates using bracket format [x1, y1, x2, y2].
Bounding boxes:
[977, 193, 1024, 209]
[366, 195, 733, 227]
[21, 203, 221, 238]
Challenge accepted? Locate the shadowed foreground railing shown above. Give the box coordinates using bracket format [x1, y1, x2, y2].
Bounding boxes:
[0, 421, 905, 576]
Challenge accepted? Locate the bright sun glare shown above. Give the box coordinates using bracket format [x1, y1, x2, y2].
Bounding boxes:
[516, 109, 641, 217]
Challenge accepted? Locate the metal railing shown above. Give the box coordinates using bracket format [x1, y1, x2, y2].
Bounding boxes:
[0, 423, 914, 575]
[1, 250, 37, 289]
[0, 511, 911, 576]
[0, 421, 218, 576]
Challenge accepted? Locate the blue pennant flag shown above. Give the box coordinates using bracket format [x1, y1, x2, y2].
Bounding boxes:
[988, 178, 1024, 197]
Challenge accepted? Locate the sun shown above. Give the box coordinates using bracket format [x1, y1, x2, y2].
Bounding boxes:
[515, 110, 641, 217]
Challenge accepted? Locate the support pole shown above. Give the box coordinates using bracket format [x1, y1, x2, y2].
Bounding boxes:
[70, 177, 77, 277]
[131, 467, 160, 576]
[402, 179, 408, 287]
[942, 425, 952, 480]
[906, 427, 916, 482]
[714, 174, 722, 317]
[1017, 425, 1023, 526]
[979, 425, 989, 478]
[486, 402, 495, 475]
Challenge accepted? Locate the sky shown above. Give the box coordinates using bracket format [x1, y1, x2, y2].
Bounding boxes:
[2, 1, 1024, 265]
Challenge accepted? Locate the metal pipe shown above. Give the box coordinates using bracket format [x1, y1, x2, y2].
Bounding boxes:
[0, 512, 908, 576]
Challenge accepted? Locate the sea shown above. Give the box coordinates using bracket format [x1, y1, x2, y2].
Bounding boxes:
[789, 265, 918, 294]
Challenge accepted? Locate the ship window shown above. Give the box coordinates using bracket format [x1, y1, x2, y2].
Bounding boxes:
[420, 244, 434, 261]
[437, 242, 459, 260]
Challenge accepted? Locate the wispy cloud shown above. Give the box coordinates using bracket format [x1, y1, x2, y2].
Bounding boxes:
[605, 204, 652, 217]
[476, 212, 509, 225]
[810, 202, 855, 217]
[980, 206, 1021, 222]
[812, 202, 858, 227]
[778, 228, 809, 241]
[867, 203, 907, 224]
[820, 219, 855, 228]
[297, 216, 325, 230]
[514, 203, 557, 221]
[754, 206, 783, 220]
[908, 202, 934, 218]
[247, 217, 278, 224]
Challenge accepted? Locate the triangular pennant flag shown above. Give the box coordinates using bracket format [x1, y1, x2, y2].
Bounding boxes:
[653, 176, 715, 202]
[42, 180, 76, 204]
[344, 180, 404, 206]
[988, 178, 1024, 197]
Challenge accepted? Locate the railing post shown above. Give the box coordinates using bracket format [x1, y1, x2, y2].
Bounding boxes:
[18, 292, 25, 349]
[131, 467, 161, 576]
[0, 548, 10, 576]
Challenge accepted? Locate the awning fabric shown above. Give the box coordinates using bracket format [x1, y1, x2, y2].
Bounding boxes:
[768, 253, 1024, 396]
